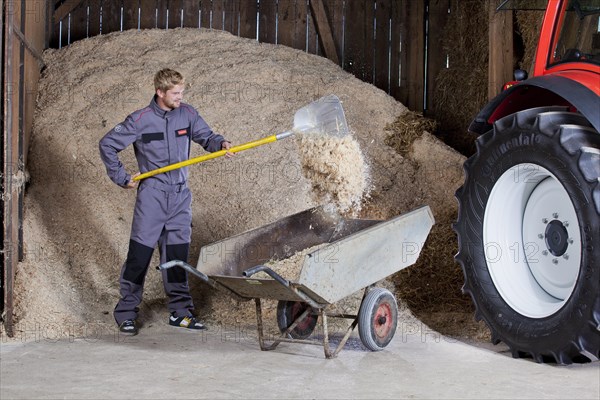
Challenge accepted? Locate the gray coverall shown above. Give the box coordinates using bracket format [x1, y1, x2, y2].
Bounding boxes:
[99, 96, 226, 325]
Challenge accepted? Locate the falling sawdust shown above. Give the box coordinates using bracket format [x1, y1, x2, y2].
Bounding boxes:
[296, 133, 369, 214]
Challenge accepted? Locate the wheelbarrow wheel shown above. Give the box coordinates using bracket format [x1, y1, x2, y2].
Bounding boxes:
[358, 288, 398, 351]
[276, 301, 318, 339]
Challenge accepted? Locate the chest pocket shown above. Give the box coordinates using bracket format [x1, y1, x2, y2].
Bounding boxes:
[140, 132, 168, 164]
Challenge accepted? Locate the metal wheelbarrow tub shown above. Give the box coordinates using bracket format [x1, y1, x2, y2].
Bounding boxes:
[160, 205, 435, 358]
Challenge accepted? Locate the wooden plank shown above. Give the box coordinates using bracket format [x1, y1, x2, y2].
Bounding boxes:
[12, 23, 44, 68]
[327, 0, 344, 66]
[225, 0, 239, 35]
[54, 0, 85, 22]
[211, 0, 223, 30]
[199, 0, 211, 28]
[182, 0, 200, 28]
[277, 0, 295, 47]
[306, 1, 317, 54]
[390, 0, 403, 102]
[156, 0, 166, 28]
[239, 0, 257, 38]
[46, 0, 53, 48]
[168, 0, 182, 28]
[160, 0, 180, 29]
[139, 0, 157, 29]
[49, 3, 60, 47]
[363, 0, 375, 83]
[374, 0, 391, 91]
[123, 0, 140, 30]
[101, 0, 122, 33]
[54, 0, 86, 43]
[294, 0, 307, 51]
[344, 1, 367, 79]
[156, 0, 177, 29]
[488, 3, 513, 100]
[406, 0, 425, 111]
[258, 0, 276, 43]
[308, 0, 338, 64]
[87, 0, 102, 35]
[23, 0, 46, 166]
[50, 0, 79, 47]
[425, 0, 449, 114]
[3, 0, 23, 337]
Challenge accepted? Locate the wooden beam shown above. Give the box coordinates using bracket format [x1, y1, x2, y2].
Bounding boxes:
[258, 0, 276, 43]
[239, 0, 258, 39]
[3, 0, 23, 338]
[406, 0, 425, 111]
[328, 0, 344, 66]
[426, 0, 449, 114]
[53, 0, 85, 22]
[374, 0, 391, 92]
[308, 0, 338, 64]
[488, 4, 513, 100]
[390, 0, 404, 102]
[182, 0, 200, 28]
[11, 26, 45, 69]
[277, 0, 296, 48]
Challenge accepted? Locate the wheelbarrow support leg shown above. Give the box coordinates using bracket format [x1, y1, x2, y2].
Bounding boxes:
[255, 298, 276, 351]
[322, 310, 334, 359]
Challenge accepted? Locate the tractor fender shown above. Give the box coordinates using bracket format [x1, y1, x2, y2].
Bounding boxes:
[469, 75, 600, 135]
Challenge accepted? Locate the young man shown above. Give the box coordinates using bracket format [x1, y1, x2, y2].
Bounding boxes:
[99, 68, 233, 335]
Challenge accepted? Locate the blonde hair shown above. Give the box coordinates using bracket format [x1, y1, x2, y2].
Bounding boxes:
[154, 68, 185, 92]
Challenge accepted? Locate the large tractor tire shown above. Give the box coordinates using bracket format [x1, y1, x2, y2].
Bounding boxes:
[454, 107, 600, 364]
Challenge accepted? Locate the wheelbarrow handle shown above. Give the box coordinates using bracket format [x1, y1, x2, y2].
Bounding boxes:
[158, 260, 211, 283]
[159, 260, 249, 302]
[243, 265, 290, 288]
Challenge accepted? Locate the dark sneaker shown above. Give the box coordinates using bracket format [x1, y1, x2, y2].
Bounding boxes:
[168, 314, 206, 330]
[119, 319, 138, 336]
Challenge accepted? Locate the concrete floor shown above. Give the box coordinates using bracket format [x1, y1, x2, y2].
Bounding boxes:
[1, 321, 598, 399]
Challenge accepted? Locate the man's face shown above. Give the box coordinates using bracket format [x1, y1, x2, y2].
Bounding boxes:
[157, 84, 184, 110]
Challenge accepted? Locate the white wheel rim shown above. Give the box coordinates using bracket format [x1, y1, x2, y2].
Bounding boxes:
[483, 163, 581, 318]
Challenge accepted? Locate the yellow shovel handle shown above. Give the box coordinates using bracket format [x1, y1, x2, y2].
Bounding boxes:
[133, 134, 279, 181]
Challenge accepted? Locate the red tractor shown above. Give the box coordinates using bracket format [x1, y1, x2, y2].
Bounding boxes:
[454, 0, 600, 364]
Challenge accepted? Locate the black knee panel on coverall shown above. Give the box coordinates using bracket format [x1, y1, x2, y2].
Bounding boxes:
[123, 240, 154, 284]
[166, 243, 190, 283]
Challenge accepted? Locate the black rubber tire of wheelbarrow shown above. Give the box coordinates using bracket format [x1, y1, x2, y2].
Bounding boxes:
[276, 301, 318, 340]
[358, 288, 398, 351]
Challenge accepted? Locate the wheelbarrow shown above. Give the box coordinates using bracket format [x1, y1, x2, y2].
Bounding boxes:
[160, 205, 435, 358]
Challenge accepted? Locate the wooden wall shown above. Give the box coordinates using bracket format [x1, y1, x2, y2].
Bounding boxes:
[49, 1, 514, 112]
[2, 0, 47, 336]
[47, 0, 451, 113]
[48, 1, 514, 116]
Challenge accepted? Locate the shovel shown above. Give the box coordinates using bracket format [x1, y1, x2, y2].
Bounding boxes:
[132, 94, 349, 182]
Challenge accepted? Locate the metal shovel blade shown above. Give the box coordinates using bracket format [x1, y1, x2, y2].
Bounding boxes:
[292, 95, 349, 137]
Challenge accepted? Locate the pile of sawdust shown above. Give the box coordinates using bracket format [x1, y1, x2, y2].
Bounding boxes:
[297, 134, 369, 214]
[257, 243, 326, 281]
[7, 28, 481, 341]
